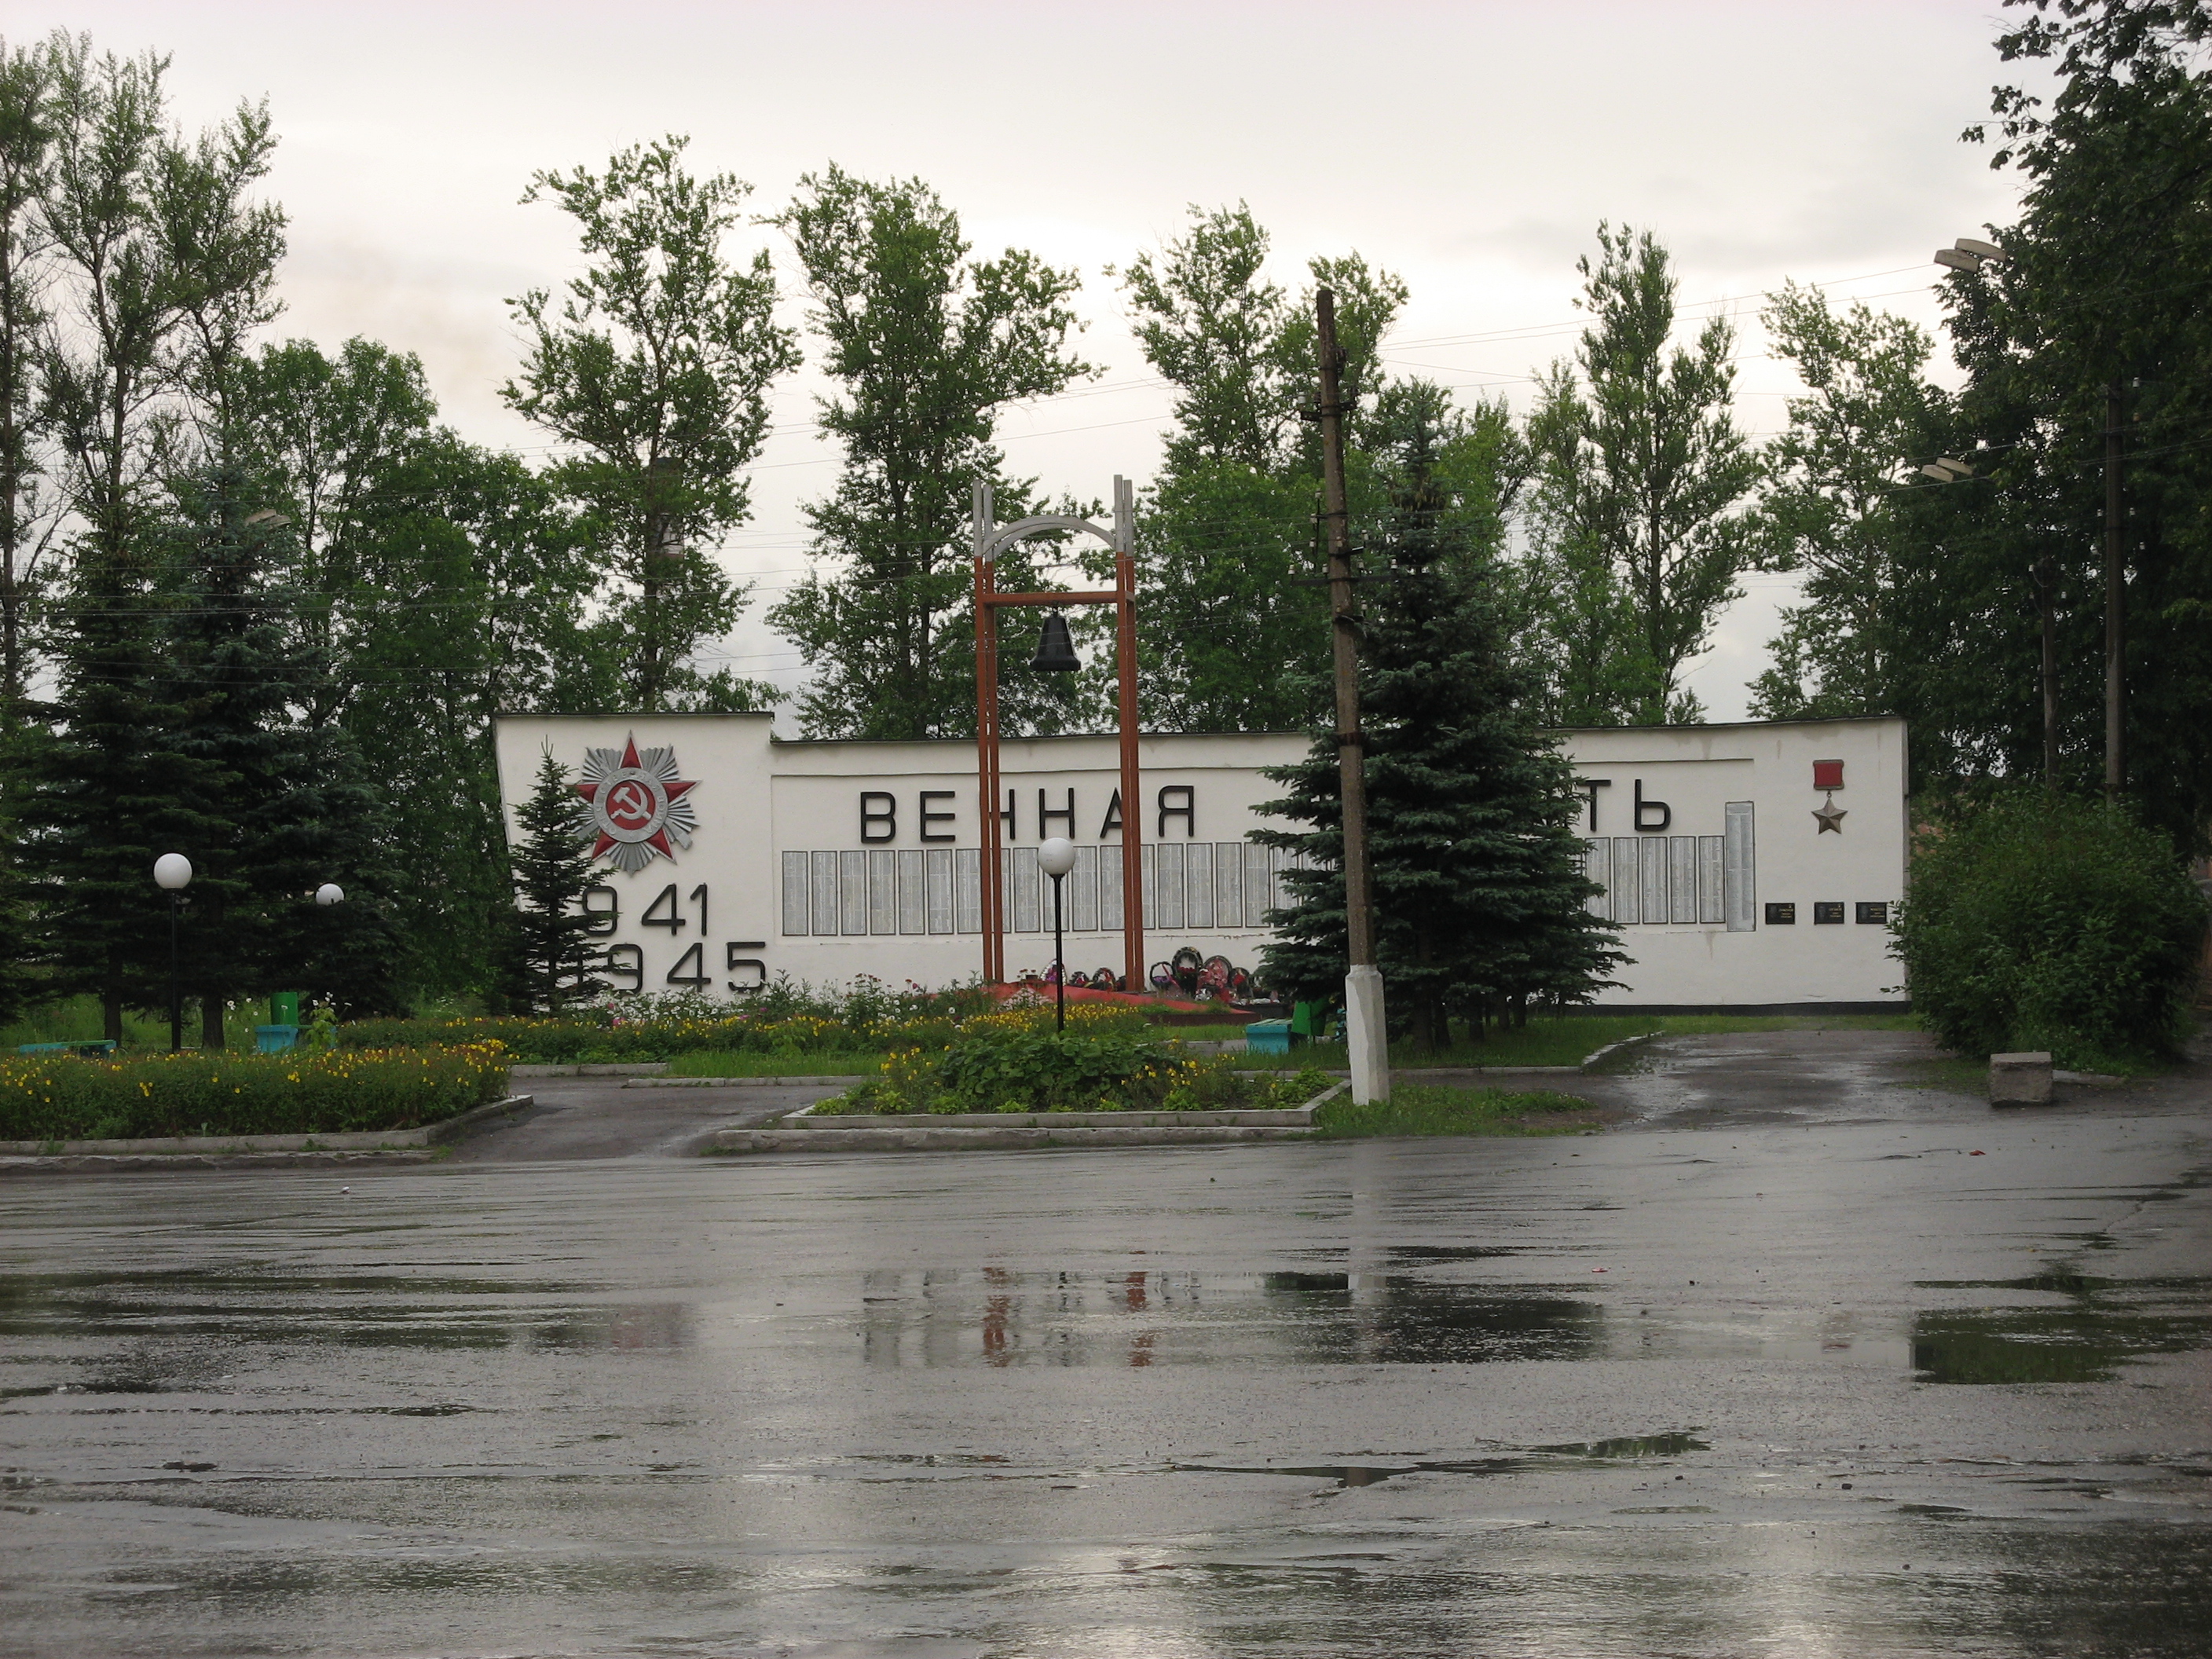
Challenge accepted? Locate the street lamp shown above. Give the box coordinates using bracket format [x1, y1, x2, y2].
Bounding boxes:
[1933, 236, 2004, 273]
[153, 854, 192, 1053]
[1038, 837, 1077, 1032]
[314, 883, 345, 906]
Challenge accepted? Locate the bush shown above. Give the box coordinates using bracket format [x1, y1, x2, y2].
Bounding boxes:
[840, 1004, 1328, 1114]
[1891, 793, 2209, 1067]
[0, 1044, 511, 1143]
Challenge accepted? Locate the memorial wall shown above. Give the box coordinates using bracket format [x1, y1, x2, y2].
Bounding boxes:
[492, 712, 1910, 1011]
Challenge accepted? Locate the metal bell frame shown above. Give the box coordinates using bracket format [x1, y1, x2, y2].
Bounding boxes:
[972, 477, 1144, 990]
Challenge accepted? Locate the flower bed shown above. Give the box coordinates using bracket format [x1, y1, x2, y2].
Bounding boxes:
[339, 982, 994, 1064]
[0, 1044, 511, 1144]
[833, 1005, 1330, 1115]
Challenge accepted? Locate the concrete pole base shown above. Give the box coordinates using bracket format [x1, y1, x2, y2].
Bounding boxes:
[1346, 965, 1390, 1104]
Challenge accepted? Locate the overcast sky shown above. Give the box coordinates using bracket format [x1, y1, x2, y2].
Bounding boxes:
[17, 1, 2036, 721]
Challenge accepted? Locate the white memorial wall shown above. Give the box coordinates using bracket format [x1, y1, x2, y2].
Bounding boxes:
[492, 712, 1910, 1011]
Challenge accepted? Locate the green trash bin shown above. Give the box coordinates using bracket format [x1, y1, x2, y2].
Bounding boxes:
[269, 991, 302, 1027]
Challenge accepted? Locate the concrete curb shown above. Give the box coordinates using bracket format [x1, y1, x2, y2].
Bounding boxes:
[1579, 1031, 1667, 1072]
[511, 1063, 668, 1078]
[708, 1123, 1318, 1154]
[1269, 1033, 1661, 1082]
[708, 1079, 1351, 1155]
[0, 1148, 444, 1173]
[625, 1075, 865, 1089]
[0, 1094, 533, 1159]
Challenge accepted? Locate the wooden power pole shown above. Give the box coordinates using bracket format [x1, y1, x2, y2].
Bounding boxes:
[1314, 288, 1388, 1104]
[2104, 380, 2126, 800]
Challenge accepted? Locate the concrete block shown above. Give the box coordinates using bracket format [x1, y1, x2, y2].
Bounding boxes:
[1346, 965, 1390, 1104]
[1989, 1051, 2053, 1105]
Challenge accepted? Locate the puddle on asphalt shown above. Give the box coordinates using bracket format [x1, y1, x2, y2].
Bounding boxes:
[0, 1266, 688, 1359]
[840, 1269, 1954, 1372]
[853, 1269, 1602, 1368]
[1909, 1272, 2212, 1383]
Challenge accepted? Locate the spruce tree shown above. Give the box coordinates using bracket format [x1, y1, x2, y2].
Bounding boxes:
[1259, 387, 1624, 1047]
[163, 468, 403, 1038]
[507, 747, 607, 1013]
[16, 532, 220, 1041]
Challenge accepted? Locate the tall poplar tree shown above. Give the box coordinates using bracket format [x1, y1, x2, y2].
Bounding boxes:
[504, 135, 797, 712]
[768, 167, 1094, 740]
[0, 36, 57, 725]
[1746, 284, 1946, 719]
[1112, 203, 1406, 731]
[1526, 224, 1758, 724]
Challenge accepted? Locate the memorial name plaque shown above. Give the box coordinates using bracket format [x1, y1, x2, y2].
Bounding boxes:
[1764, 902, 1796, 925]
[1855, 901, 1888, 925]
[1813, 901, 1845, 925]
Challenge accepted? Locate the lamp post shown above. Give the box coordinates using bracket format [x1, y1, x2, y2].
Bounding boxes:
[1038, 837, 1076, 1031]
[314, 883, 345, 906]
[153, 854, 192, 1053]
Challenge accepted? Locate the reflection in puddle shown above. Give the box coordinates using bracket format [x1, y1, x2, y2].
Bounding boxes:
[1911, 1273, 2212, 1383]
[855, 1269, 1600, 1368]
[0, 1266, 685, 1361]
[1913, 1307, 2212, 1383]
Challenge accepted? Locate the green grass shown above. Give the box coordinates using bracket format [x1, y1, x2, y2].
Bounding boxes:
[664, 1050, 885, 1078]
[1227, 1010, 1921, 1070]
[0, 994, 172, 1053]
[1313, 1084, 1599, 1139]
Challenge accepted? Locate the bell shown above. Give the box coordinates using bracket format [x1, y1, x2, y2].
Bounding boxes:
[1028, 611, 1079, 672]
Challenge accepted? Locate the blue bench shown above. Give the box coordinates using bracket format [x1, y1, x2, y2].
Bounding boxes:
[16, 1040, 119, 1057]
[1244, 1019, 1292, 1056]
[255, 1024, 301, 1054]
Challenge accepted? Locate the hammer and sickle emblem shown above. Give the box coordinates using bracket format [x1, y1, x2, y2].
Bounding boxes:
[606, 779, 656, 831]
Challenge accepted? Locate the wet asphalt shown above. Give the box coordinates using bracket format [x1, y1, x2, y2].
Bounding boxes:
[2, 1031, 2209, 1657]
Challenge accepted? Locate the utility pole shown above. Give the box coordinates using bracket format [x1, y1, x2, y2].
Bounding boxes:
[2104, 380, 2126, 800]
[642, 454, 682, 711]
[2037, 555, 2058, 789]
[1314, 288, 1388, 1105]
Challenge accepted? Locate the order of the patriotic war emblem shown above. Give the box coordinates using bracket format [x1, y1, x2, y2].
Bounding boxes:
[576, 733, 698, 873]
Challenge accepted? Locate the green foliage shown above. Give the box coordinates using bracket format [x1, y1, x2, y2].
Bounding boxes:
[338, 978, 999, 1062]
[504, 134, 797, 712]
[159, 466, 406, 1031]
[1259, 390, 1623, 1043]
[1108, 204, 1408, 732]
[1526, 223, 1757, 724]
[0, 1040, 508, 1142]
[1897, 0, 2212, 850]
[0, 37, 55, 723]
[767, 167, 1096, 740]
[1890, 792, 2207, 1065]
[840, 1004, 1325, 1115]
[1312, 1085, 1595, 1140]
[233, 338, 608, 1000]
[504, 746, 606, 1013]
[1747, 284, 1945, 720]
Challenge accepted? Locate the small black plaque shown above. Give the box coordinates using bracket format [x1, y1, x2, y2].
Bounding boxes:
[1813, 901, 1845, 925]
[1764, 902, 1796, 925]
[1855, 901, 1888, 925]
